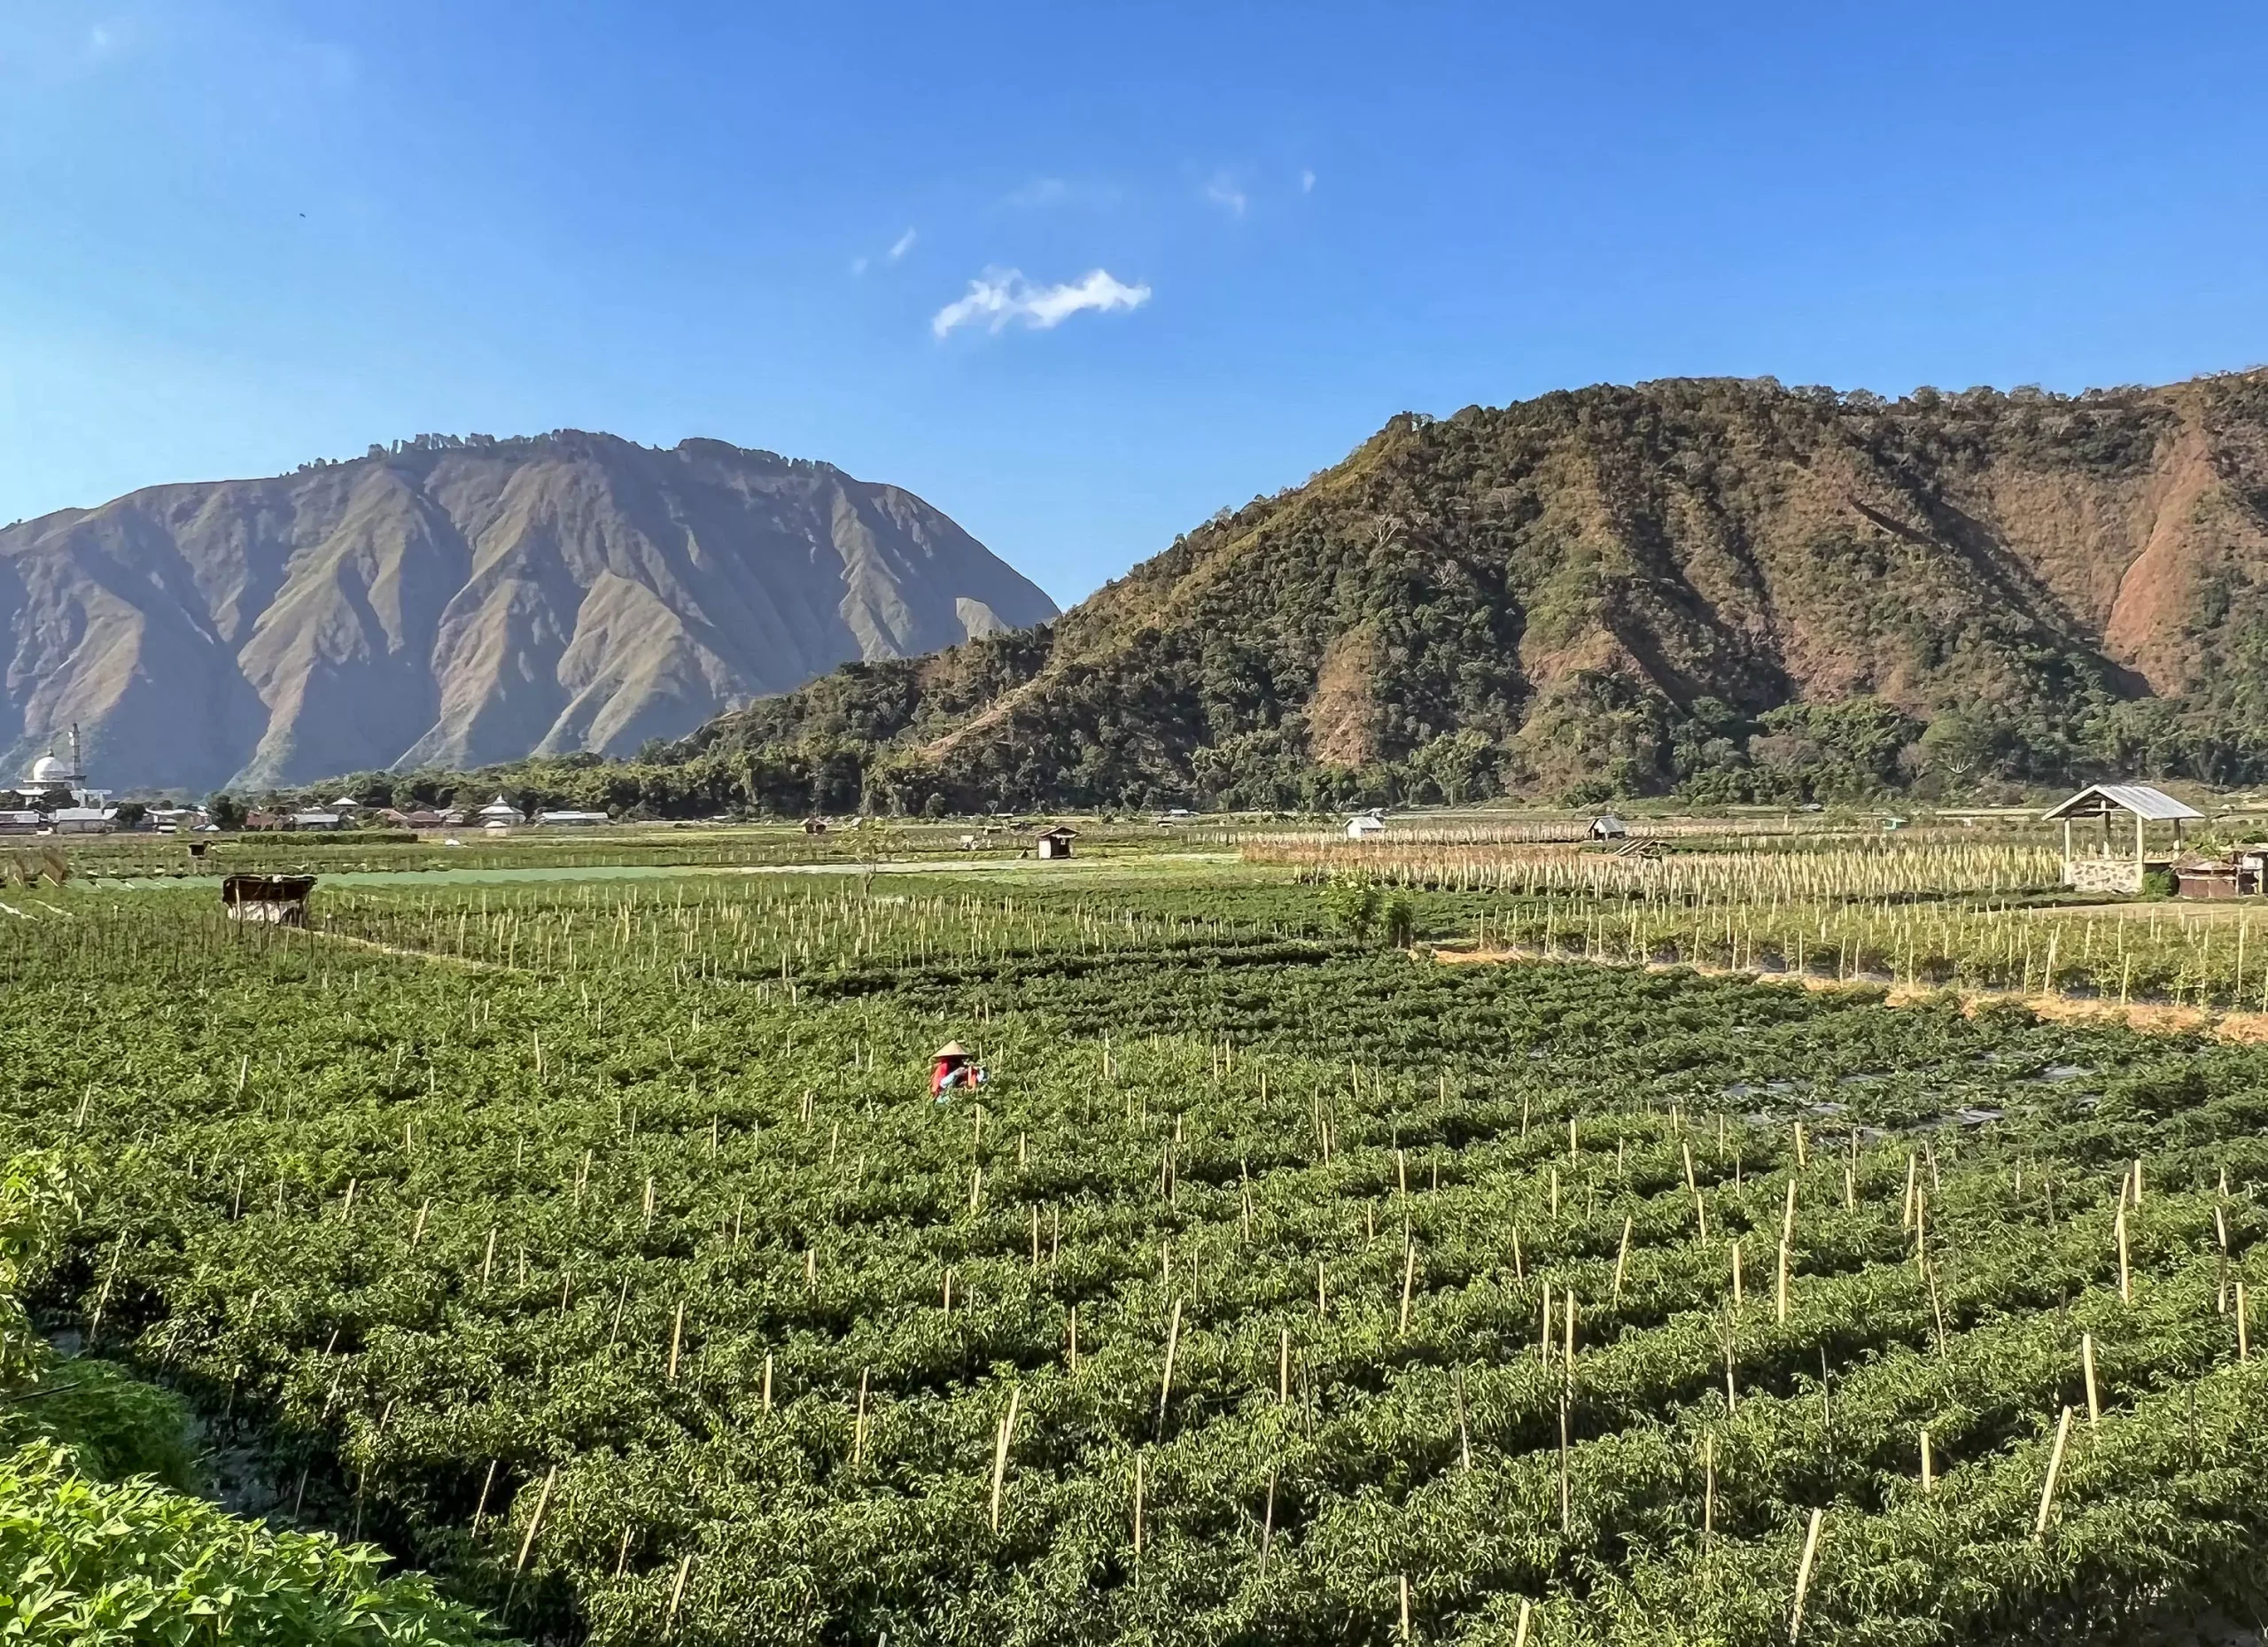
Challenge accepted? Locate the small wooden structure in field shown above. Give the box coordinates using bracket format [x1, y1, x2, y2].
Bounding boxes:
[2041, 783, 2203, 894]
[222, 874, 315, 927]
[1036, 827, 1077, 860]
[1588, 813, 1627, 841]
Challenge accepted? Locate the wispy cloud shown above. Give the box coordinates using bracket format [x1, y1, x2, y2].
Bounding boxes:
[1301, 168, 1316, 194]
[849, 255, 870, 276]
[888, 226, 917, 261]
[931, 268, 1151, 338]
[1204, 173, 1248, 217]
[1004, 177, 1069, 209]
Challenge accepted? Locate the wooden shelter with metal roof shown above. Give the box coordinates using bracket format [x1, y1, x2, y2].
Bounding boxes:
[2040, 783, 2204, 893]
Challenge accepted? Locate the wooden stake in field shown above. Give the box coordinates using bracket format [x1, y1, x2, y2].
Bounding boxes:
[1399, 1238, 1418, 1337]
[2116, 1204, 2132, 1304]
[2081, 1332, 2101, 1425]
[989, 1387, 1021, 1534]
[507, 1464, 558, 1612]
[663, 1553, 693, 1637]
[1157, 1299, 1183, 1439]
[1788, 1507, 1824, 1644]
[666, 1301, 685, 1384]
[1612, 1216, 1633, 1305]
[852, 1368, 870, 1466]
[1919, 1428, 1934, 1493]
[2035, 1406, 2074, 1536]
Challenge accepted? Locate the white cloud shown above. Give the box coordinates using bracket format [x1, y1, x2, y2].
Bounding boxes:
[849, 255, 870, 276]
[1301, 168, 1316, 194]
[931, 268, 1151, 338]
[1205, 173, 1248, 217]
[888, 227, 917, 261]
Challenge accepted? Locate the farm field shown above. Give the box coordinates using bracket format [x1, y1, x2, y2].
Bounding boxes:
[2, 851, 2265, 1645]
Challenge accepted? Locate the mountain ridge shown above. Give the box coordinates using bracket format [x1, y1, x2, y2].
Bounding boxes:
[0, 431, 1056, 792]
[680, 369, 2268, 811]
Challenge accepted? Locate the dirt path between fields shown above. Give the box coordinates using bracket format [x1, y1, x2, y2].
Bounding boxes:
[1428, 944, 2268, 1044]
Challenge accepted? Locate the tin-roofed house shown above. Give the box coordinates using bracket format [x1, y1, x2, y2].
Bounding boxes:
[2041, 783, 2204, 894]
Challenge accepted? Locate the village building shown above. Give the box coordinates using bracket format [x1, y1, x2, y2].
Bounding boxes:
[536, 809, 610, 827]
[1036, 826, 1077, 859]
[287, 810, 345, 831]
[1588, 813, 1627, 841]
[2042, 783, 2205, 894]
[1346, 810, 1387, 839]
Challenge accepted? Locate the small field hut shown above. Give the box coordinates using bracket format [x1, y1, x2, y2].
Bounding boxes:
[1036, 827, 1077, 859]
[221, 874, 315, 927]
[1346, 811, 1386, 840]
[2041, 783, 2204, 893]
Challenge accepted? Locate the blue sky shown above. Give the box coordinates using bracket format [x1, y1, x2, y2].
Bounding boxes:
[4, 2, 2265, 604]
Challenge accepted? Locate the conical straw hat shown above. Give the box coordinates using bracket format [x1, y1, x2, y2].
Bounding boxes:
[935, 1042, 969, 1059]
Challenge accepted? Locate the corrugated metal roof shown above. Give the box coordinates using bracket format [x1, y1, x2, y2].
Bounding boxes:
[2040, 783, 2206, 822]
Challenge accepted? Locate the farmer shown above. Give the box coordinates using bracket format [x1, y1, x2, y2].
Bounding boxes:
[930, 1041, 986, 1100]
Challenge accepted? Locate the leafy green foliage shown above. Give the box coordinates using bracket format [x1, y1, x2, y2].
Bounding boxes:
[0, 877, 2264, 1643]
[0, 1441, 497, 1645]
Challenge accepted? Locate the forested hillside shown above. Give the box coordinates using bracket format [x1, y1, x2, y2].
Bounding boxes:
[646, 371, 2268, 814]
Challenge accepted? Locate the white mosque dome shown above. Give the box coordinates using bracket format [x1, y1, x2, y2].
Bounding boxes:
[28, 754, 66, 785]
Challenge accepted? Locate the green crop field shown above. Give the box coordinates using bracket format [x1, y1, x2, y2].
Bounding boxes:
[2, 861, 2264, 1645]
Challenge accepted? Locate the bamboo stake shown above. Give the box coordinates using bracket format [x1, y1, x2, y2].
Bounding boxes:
[1788, 1507, 1824, 1643]
[1557, 1395, 1571, 1534]
[666, 1301, 684, 1384]
[2081, 1332, 2100, 1425]
[989, 1387, 1021, 1534]
[852, 1368, 869, 1466]
[2116, 1204, 2132, 1303]
[510, 1464, 557, 1586]
[2034, 1406, 2074, 1536]
[664, 1553, 693, 1636]
[1157, 1300, 1182, 1438]
[1612, 1216, 1632, 1305]
[1920, 1428, 1934, 1492]
[1401, 1573, 1412, 1643]
[1399, 1238, 1417, 1336]
[1455, 1365, 1472, 1471]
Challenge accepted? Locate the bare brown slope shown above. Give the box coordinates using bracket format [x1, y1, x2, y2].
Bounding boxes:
[0, 433, 1056, 792]
[694, 371, 2268, 804]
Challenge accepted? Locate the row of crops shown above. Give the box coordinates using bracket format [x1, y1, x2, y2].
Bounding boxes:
[3, 871, 2264, 1643]
[1451, 894, 2268, 1011]
[1248, 838, 2066, 900]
